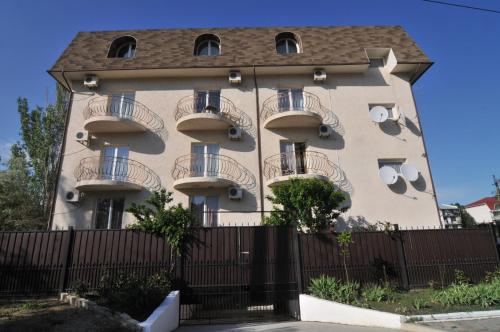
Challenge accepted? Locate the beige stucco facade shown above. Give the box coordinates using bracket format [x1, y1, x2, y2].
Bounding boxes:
[51, 62, 441, 230]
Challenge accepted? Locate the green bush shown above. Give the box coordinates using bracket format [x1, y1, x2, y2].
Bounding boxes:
[361, 283, 395, 303]
[97, 270, 171, 312]
[69, 279, 89, 297]
[309, 275, 360, 304]
[433, 274, 500, 308]
[412, 298, 428, 310]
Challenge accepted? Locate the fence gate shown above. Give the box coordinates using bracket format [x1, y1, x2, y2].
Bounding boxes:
[179, 226, 300, 324]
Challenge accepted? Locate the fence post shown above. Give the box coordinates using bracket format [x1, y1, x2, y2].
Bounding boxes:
[292, 227, 304, 294]
[59, 226, 75, 293]
[488, 223, 500, 263]
[393, 225, 410, 289]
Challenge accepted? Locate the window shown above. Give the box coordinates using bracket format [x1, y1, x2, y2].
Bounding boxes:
[378, 159, 405, 174]
[369, 57, 385, 68]
[194, 34, 220, 56]
[280, 141, 306, 175]
[191, 143, 220, 177]
[94, 197, 125, 229]
[369, 104, 397, 119]
[190, 196, 218, 227]
[277, 88, 304, 111]
[194, 90, 221, 113]
[275, 32, 300, 54]
[102, 146, 129, 181]
[109, 92, 135, 118]
[108, 36, 136, 58]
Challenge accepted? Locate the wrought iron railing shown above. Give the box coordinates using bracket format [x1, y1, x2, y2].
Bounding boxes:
[263, 150, 352, 193]
[83, 97, 164, 132]
[171, 153, 256, 189]
[174, 95, 242, 125]
[261, 91, 327, 122]
[75, 156, 161, 191]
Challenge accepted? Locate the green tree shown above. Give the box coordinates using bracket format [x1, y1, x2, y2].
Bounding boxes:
[264, 178, 347, 233]
[0, 84, 68, 230]
[127, 189, 195, 272]
[338, 231, 353, 283]
[0, 145, 45, 230]
[453, 203, 477, 228]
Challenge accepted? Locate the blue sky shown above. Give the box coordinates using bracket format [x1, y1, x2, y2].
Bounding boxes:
[0, 0, 498, 204]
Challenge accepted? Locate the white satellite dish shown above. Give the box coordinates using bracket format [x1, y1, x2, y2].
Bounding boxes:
[379, 166, 399, 185]
[401, 164, 420, 182]
[369, 106, 389, 123]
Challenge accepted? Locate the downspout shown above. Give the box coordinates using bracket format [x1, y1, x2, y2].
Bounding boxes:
[408, 67, 442, 228]
[253, 66, 265, 220]
[47, 69, 73, 230]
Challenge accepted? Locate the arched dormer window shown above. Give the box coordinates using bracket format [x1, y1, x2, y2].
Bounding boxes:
[275, 32, 300, 55]
[108, 36, 136, 58]
[194, 34, 221, 56]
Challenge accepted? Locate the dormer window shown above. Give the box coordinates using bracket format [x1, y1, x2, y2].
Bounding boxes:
[276, 32, 300, 55]
[108, 36, 136, 58]
[194, 34, 220, 56]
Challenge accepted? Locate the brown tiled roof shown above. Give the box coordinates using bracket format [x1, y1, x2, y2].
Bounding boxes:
[49, 26, 431, 72]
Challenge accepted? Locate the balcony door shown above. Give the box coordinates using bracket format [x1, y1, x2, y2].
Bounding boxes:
[280, 141, 306, 175]
[109, 92, 135, 119]
[102, 146, 129, 181]
[191, 144, 220, 177]
[195, 90, 221, 114]
[277, 88, 304, 112]
[190, 195, 219, 227]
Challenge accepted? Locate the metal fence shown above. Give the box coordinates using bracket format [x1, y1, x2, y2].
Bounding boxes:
[0, 225, 499, 323]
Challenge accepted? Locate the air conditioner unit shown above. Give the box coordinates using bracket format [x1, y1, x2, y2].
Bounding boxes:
[65, 190, 80, 203]
[228, 126, 242, 140]
[313, 69, 327, 82]
[229, 70, 241, 85]
[75, 131, 89, 145]
[84, 75, 99, 89]
[388, 106, 401, 122]
[318, 124, 331, 138]
[228, 187, 243, 200]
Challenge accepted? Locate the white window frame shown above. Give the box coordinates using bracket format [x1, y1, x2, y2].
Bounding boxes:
[190, 195, 219, 227]
[280, 141, 307, 175]
[109, 92, 135, 118]
[191, 143, 220, 177]
[378, 159, 406, 174]
[102, 146, 129, 181]
[277, 38, 300, 54]
[196, 40, 220, 56]
[115, 42, 136, 58]
[93, 197, 125, 229]
[277, 88, 304, 111]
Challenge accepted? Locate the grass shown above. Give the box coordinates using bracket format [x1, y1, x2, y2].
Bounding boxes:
[309, 271, 500, 316]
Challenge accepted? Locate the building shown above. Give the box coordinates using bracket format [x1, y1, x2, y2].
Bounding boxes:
[438, 204, 462, 229]
[465, 197, 500, 224]
[48, 26, 441, 230]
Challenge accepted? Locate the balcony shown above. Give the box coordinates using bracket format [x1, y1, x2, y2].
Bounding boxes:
[83, 97, 164, 133]
[171, 153, 256, 190]
[175, 95, 242, 131]
[74, 156, 161, 191]
[261, 92, 326, 129]
[264, 151, 341, 187]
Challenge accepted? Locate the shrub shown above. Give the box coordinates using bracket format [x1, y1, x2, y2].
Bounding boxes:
[433, 276, 500, 308]
[309, 275, 360, 304]
[362, 283, 395, 303]
[97, 270, 171, 312]
[69, 280, 89, 297]
[412, 298, 428, 310]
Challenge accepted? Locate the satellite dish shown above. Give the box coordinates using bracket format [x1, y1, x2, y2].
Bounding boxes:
[379, 166, 399, 185]
[401, 164, 420, 182]
[369, 106, 389, 123]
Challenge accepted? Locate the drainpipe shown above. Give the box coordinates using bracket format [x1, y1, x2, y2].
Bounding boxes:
[253, 66, 265, 220]
[47, 69, 73, 230]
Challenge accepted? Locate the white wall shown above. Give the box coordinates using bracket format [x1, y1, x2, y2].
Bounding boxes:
[466, 205, 492, 224]
[139, 291, 179, 332]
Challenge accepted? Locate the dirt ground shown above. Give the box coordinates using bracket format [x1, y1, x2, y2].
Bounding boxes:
[0, 297, 135, 332]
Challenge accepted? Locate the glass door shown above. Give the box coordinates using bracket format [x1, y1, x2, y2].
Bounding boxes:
[109, 92, 135, 119]
[277, 88, 304, 112]
[95, 197, 125, 229]
[195, 90, 221, 114]
[102, 146, 129, 181]
[191, 144, 220, 177]
[279, 141, 306, 175]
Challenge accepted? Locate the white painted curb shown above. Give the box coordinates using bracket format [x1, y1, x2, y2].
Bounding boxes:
[299, 294, 405, 329]
[139, 290, 180, 332]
